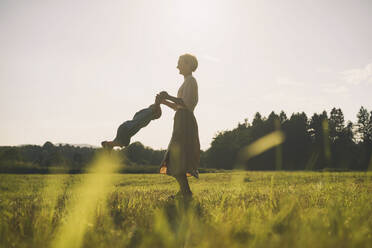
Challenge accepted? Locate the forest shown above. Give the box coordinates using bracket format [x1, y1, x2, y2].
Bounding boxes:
[1, 106, 371, 172]
[203, 106, 372, 171]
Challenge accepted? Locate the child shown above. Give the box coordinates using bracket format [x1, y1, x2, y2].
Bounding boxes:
[101, 95, 163, 149]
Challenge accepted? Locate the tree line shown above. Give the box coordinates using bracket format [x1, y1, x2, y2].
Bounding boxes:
[202, 106, 372, 171]
[0, 141, 166, 173]
[0, 106, 371, 172]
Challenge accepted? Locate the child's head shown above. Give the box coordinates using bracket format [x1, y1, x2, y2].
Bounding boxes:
[177, 54, 198, 75]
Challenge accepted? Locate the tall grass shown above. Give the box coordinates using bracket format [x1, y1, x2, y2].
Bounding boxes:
[0, 171, 371, 247]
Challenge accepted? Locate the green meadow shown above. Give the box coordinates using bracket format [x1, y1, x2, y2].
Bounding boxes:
[1, 170, 371, 248]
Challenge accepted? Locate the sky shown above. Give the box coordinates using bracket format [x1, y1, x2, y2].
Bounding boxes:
[1, 0, 372, 150]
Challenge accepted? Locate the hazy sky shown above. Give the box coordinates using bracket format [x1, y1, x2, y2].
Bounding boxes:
[1, 0, 372, 150]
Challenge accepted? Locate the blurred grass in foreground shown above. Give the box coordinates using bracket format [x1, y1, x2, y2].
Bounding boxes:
[52, 152, 121, 248]
[0, 171, 371, 248]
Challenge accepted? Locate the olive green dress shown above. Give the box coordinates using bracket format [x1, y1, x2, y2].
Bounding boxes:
[160, 75, 200, 178]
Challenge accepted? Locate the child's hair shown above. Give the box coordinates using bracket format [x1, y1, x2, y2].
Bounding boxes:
[180, 53, 198, 72]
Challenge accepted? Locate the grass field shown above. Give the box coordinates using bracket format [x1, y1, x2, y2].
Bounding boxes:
[1, 171, 371, 248]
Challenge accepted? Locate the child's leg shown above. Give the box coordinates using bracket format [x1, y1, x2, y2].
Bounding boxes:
[102, 120, 130, 149]
[102, 96, 163, 150]
[101, 141, 123, 149]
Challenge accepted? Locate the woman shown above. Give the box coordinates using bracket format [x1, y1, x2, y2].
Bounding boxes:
[158, 54, 200, 198]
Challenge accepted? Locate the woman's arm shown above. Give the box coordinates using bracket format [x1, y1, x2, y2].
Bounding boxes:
[166, 95, 185, 106]
[159, 91, 185, 106]
[157, 91, 187, 111]
[156, 93, 180, 111]
[161, 99, 179, 111]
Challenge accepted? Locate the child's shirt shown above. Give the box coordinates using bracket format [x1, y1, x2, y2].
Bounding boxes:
[113, 104, 161, 147]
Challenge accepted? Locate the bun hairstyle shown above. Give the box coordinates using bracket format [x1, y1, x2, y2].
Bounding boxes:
[180, 53, 198, 72]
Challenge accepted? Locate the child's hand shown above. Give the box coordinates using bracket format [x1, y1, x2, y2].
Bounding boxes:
[155, 94, 162, 104]
[155, 93, 166, 104]
[159, 91, 169, 99]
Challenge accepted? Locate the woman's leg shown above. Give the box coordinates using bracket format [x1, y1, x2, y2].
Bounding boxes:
[175, 174, 192, 196]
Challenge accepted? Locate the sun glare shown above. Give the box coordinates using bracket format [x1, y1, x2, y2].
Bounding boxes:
[52, 152, 122, 248]
[239, 130, 285, 161]
[172, 0, 224, 34]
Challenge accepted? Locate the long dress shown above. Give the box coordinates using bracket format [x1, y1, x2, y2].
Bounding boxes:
[160, 75, 200, 178]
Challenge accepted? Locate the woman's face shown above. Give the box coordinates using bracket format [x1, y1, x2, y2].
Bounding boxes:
[177, 58, 191, 76]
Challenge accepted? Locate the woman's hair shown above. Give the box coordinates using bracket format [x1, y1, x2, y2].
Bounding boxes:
[180, 53, 198, 72]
